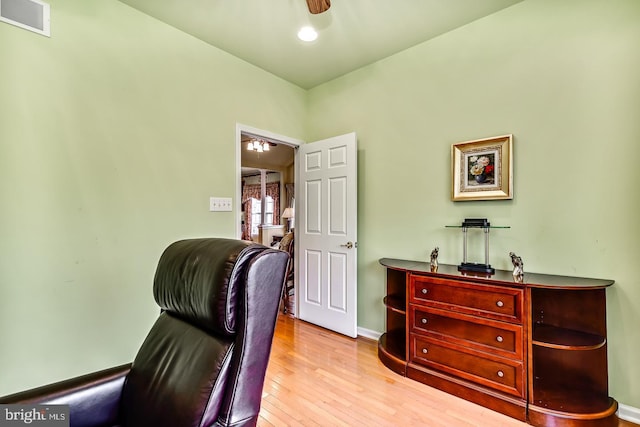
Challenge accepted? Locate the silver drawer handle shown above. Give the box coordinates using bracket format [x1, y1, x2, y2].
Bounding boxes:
[496, 300, 504, 307]
[421, 288, 428, 295]
[422, 348, 428, 354]
[421, 318, 428, 324]
[497, 370, 504, 378]
[496, 335, 504, 343]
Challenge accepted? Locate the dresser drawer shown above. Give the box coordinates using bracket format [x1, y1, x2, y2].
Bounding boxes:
[410, 275, 523, 323]
[410, 335, 524, 397]
[410, 306, 523, 360]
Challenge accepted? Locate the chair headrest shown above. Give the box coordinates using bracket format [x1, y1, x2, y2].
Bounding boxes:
[153, 238, 264, 337]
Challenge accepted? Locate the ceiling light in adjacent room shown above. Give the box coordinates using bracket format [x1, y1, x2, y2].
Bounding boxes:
[297, 26, 318, 42]
[247, 139, 271, 152]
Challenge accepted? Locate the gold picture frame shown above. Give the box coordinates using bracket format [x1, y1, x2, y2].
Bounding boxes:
[451, 134, 513, 201]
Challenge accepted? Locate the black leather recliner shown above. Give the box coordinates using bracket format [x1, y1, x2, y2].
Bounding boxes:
[0, 238, 289, 427]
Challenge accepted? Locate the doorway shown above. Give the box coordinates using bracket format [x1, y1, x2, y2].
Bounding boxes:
[236, 124, 301, 314]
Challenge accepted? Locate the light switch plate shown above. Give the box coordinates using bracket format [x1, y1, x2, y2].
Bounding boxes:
[209, 197, 232, 212]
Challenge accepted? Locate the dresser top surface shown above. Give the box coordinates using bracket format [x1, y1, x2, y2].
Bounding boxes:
[379, 258, 614, 290]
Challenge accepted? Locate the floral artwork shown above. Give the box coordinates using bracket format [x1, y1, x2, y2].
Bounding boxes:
[467, 154, 496, 185]
[451, 135, 513, 201]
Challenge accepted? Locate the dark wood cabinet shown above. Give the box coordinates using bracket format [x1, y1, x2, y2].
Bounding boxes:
[527, 287, 616, 427]
[378, 267, 407, 375]
[379, 258, 617, 427]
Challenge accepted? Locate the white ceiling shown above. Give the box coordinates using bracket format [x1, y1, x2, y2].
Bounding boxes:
[118, 0, 524, 89]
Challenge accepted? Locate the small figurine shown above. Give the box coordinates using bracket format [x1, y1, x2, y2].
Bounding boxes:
[509, 252, 524, 283]
[430, 247, 439, 272]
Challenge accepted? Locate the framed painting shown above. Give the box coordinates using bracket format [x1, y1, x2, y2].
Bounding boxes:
[451, 134, 513, 201]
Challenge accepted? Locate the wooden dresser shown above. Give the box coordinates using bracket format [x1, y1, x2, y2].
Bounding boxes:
[378, 258, 617, 427]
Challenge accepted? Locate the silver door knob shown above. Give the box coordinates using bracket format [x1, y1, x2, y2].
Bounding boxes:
[340, 241, 354, 249]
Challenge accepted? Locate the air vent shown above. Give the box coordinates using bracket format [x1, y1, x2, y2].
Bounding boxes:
[0, 0, 50, 37]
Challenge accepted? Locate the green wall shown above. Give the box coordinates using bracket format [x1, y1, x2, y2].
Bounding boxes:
[307, 0, 640, 409]
[1, 0, 638, 414]
[0, 0, 306, 395]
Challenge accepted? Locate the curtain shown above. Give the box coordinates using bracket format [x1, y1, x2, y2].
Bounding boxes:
[241, 182, 280, 241]
[266, 182, 280, 226]
[241, 184, 261, 240]
[285, 183, 294, 208]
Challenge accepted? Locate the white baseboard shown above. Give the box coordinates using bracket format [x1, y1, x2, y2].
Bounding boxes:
[619, 403, 640, 424]
[357, 326, 382, 341]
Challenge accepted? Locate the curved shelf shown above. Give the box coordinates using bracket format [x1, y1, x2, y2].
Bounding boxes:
[529, 379, 616, 415]
[383, 294, 406, 314]
[380, 330, 406, 359]
[532, 325, 606, 350]
[528, 398, 617, 427]
[378, 331, 407, 375]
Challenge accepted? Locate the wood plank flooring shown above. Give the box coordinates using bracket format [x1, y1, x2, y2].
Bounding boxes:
[259, 315, 636, 427]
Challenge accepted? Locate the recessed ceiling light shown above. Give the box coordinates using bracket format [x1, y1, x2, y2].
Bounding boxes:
[297, 26, 318, 42]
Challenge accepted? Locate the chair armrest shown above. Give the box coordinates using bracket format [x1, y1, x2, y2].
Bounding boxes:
[0, 363, 131, 427]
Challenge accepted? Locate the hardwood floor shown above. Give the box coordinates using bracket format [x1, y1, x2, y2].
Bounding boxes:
[259, 315, 636, 427]
[259, 315, 523, 426]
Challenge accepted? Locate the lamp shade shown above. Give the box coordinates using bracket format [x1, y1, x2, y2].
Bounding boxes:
[282, 207, 295, 219]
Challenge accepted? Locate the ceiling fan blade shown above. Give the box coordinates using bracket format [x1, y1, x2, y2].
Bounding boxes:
[306, 0, 331, 14]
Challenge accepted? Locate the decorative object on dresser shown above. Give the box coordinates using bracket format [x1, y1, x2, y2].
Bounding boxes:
[446, 218, 510, 274]
[509, 252, 524, 283]
[451, 134, 513, 201]
[378, 258, 617, 427]
[429, 247, 439, 272]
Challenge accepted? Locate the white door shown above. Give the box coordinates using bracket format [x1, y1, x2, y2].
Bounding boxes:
[297, 132, 357, 338]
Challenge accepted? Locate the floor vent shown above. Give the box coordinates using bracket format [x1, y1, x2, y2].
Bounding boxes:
[0, 0, 50, 37]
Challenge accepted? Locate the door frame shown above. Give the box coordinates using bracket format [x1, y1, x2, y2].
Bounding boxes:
[235, 123, 303, 311]
[235, 123, 303, 238]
